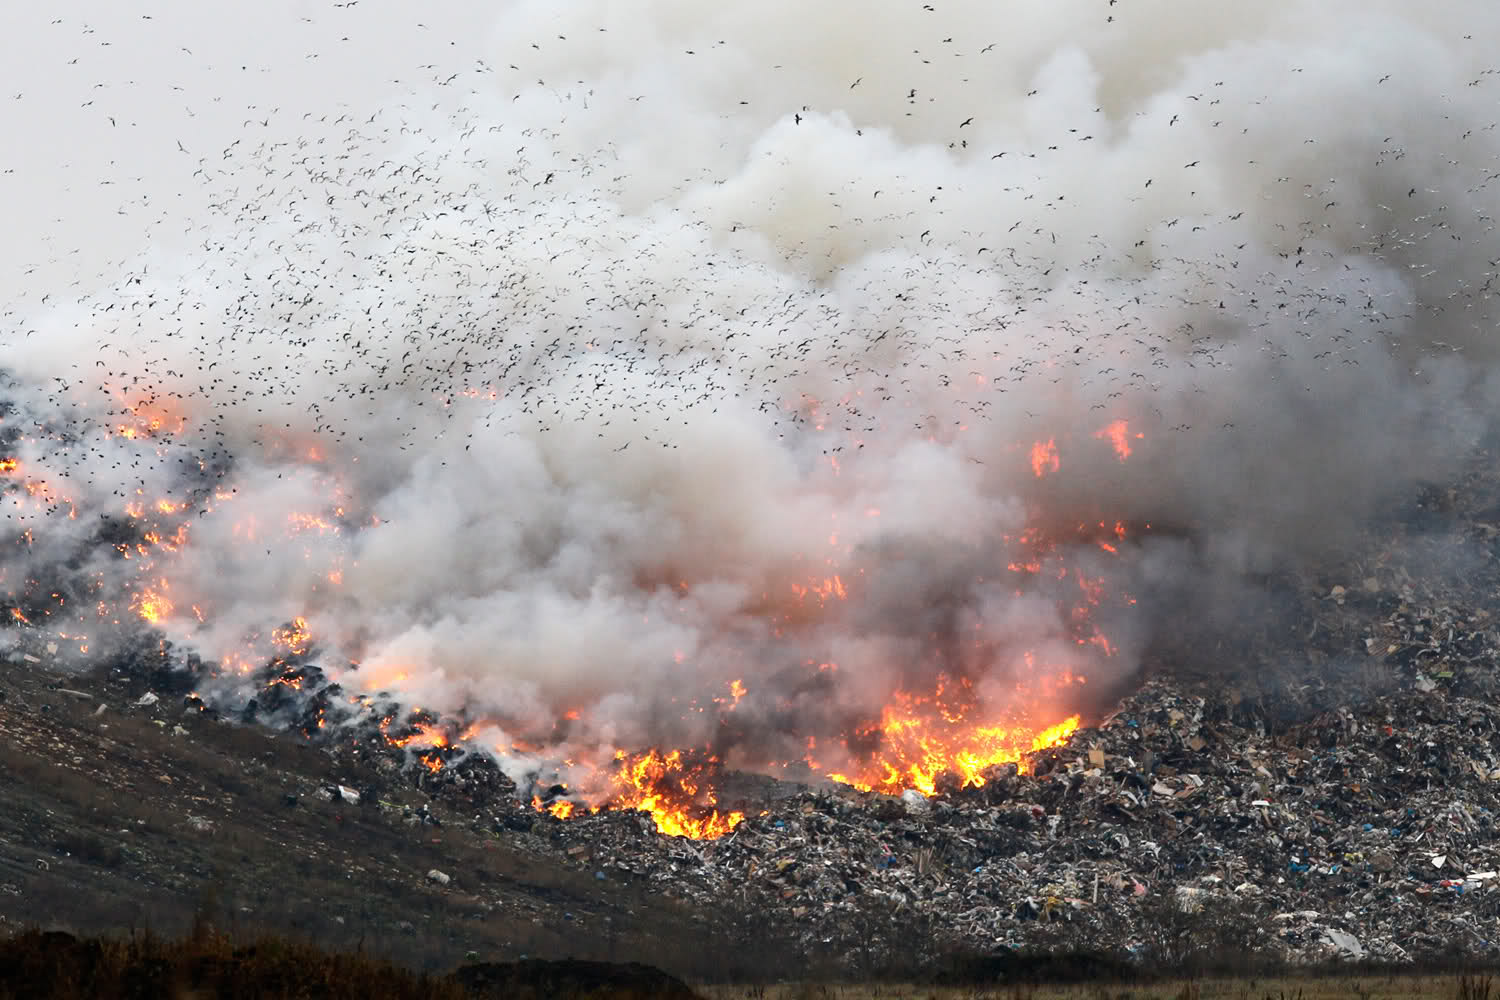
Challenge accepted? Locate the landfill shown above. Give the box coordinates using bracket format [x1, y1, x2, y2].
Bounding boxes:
[275, 470, 1500, 969]
[457, 675, 1500, 968]
[211, 614, 1484, 972]
[21, 455, 1500, 972]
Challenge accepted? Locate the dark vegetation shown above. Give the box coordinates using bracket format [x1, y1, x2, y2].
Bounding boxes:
[0, 924, 703, 999]
[6, 924, 1500, 999]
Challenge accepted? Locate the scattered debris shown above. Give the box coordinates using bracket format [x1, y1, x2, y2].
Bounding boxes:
[420, 672, 1500, 968]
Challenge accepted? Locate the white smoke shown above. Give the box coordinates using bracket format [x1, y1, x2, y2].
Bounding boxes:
[3, 0, 1499, 788]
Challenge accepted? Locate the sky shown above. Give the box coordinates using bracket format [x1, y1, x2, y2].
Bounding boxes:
[0, 1, 494, 298]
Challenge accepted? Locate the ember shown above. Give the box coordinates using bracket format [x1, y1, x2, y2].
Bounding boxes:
[271, 617, 313, 657]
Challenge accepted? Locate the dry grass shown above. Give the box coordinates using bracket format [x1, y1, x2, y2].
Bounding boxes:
[0, 924, 708, 999]
[4, 923, 1500, 1000]
[0, 924, 467, 1000]
[702, 973, 1495, 1000]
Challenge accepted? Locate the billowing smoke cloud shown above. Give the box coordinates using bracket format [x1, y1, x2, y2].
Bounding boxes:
[3, 0, 1499, 791]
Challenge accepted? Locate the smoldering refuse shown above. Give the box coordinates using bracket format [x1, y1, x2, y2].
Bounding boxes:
[2, 0, 1498, 824]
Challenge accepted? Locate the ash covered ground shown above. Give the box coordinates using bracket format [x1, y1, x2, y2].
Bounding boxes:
[4, 0, 1500, 981]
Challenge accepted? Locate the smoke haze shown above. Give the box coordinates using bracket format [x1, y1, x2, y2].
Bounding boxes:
[3, 0, 1499, 790]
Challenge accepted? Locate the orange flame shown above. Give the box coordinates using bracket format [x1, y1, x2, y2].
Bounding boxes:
[531, 795, 577, 820]
[1030, 438, 1060, 478]
[109, 397, 188, 440]
[131, 580, 173, 624]
[607, 749, 744, 839]
[1095, 419, 1143, 461]
[530, 750, 744, 840]
[790, 576, 848, 603]
[271, 617, 312, 656]
[387, 723, 451, 750]
[829, 680, 1082, 796]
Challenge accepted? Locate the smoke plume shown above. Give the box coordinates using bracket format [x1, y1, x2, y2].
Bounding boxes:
[4, 0, 1499, 791]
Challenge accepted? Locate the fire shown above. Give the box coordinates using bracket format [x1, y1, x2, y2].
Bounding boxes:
[109, 397, 188, 440]
[131, 580, 173, 624]
[271, 616, 312, 656]
[386, 723, 450, 750]
[288, 512, 339, 536]
[532, 797, 575, 820]
[1094, 419, 1144, 461]
[607, 749, 744, 840]
[1030, 438, 1060, 478]
[1029, 420, 1144, 476]
[829, 681, 1082, 796]
[531, 749, 744, 840]
[790, 575, 848, 603]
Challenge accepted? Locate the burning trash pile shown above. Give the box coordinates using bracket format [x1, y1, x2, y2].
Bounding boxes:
[0, 372, 1145, 844]
[6, 337, 1500, 969]
[5, 0, 1500, 976]
[349, 631, 1500, 969]
[78, 599, 1500, 972]
[45, 456, 1500, 972]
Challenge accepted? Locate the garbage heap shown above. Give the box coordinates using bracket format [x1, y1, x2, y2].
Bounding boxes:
[451, 664, 1500, 971]
[106, 469, 1500, 972]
